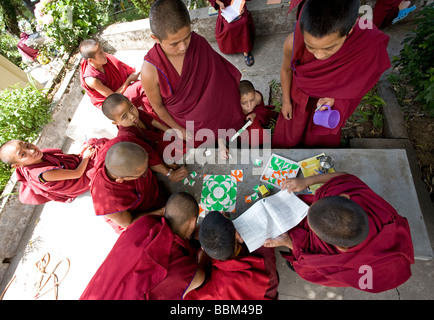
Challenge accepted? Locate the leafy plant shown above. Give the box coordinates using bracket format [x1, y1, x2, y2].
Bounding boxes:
[130, 0, 154, 15]
[0, 83, 52, 193]
[36, 0, 103, 54]
[393, 3, 434, 116]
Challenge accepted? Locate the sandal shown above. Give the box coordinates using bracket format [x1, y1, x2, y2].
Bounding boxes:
[392, 5, 416, 24]
[244, 52, 254, 67]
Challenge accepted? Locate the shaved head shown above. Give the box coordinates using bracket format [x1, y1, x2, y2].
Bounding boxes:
[0, 140, 19, 164]
[105, 141, 148, 178]
[165, 192, 199, 237]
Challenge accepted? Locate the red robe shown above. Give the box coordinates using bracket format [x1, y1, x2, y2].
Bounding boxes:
[17, 32, 39, 61]
[80, 54, 148, 110]
[283, 174, 415, 293]
[184, 246, 278, 300]
[80, 215, 200, 300]
[373, 0, 402, 29]
[89, 134, 166, 221]
[15, 138, 107, 205]
[272, 2, 391, 148]
[116, 109, 184, 163]
[209, 0, 255, 54]
[240, 91, 278, 147]
[143, 32, 245, 147]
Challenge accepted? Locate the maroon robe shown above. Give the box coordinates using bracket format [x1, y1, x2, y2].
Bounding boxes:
[80, 215, 200, 300]
[373, 0, 402, 29]
[80, 54, 148, 110]
[89, 134, 166, 222]
[209, 0, 255, 54]
[15, 138, 107, 205]
[240, 91, 278, 147]
[272, 2, 391, 148]
[116, 109, 184, 162]
[17, 33, 39, 61]
[143, 32, 245, 147]
[184, 246, 278, 300]
[283, 174, 415, 293]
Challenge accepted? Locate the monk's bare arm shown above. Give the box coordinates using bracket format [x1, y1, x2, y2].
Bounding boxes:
[40, 146, 96, 182]
[280, 32, 294, 120]
[281, 171, 347, 193]
[140, 62, 187, 138]
[84, 73, 138, 97]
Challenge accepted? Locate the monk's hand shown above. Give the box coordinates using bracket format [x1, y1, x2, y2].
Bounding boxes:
[317, 97, 335, 110]
[82, 146, 96, 159]
[168, 166, 188, 182]
[281, 177, 309, 193]
[246, 113, 256, 123]
[216, 0, 225, 9]
[264, 233, 292, 249]
[281, 101, 293, 120]
[128, 72, 140, 83]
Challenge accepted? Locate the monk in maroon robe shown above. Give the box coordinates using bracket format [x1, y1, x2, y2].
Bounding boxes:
[0, 138, 107, 205]
[208, 0, 255, 66]
[89, 135, 167, 233]
[141, 0, 244, 148]
[81, 192, 203, 300]
[272, 0, 391, 148]
[185, 211, 279, 300]
[101, 93, 186, 163]
[79, 39, 148, 110]
[264, 173, 415, 293]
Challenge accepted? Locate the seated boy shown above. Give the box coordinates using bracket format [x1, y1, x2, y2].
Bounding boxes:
[89, 135, 188, 233]
[102, 93, 185, 164]
[208, 0, 256, 66]
[81, 192, 205, 300]
[184, 211, 279, 300]
[264, 172, 415, 293]
[0, 138, 107, 205]
[79, 39, 147, 110]
[141, 0, 245, 149]
[238, 80, 278, 147]
[272, 0, 391, 148]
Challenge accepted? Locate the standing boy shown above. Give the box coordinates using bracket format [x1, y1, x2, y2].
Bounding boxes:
[141, 0, 245, 148]
[272, 0, 391, 148]
[208, 0, 256, 66]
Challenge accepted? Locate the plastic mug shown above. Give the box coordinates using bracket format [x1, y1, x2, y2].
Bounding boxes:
[313, 105, 340, 129]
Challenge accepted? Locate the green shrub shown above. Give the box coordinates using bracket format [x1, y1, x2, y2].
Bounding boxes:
[130, 0, 154, 15]
[36, 0, 103, 54]
[393, 3, 434, 116]
[0, 84, 52, 193]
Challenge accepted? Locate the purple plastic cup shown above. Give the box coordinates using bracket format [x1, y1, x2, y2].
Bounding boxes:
[313, 105, 340, 129]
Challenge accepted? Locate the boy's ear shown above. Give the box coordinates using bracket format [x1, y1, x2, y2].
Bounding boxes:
[115, 177, 125, 183]
[111, 120, 118, 125]
[11, 163, 21, 168]
[235, 231, 244, 244]
[150, 34, 160, 43]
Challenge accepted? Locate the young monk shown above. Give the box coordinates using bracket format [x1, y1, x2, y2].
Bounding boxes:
[0, 138, 107, 205]
[89, 135, 188, 233]
[238, 80, 278, 147]
[264, 172, 415, 293]
[79, 39, 147, 110]
[80, 192, 206, 300]
[272, 0, 391, 148]
[101, 93, 185, 164]
[184, 211, 279, 300]
[208, 0, 256, 66]
[141, 0, 245, 149]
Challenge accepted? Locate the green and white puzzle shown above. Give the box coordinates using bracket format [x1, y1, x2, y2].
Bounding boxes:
[200, 174, 238, 213]
[260, 153, 300, 188]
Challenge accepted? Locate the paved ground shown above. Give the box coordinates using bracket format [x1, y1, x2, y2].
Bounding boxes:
[1, 14, 433, 301]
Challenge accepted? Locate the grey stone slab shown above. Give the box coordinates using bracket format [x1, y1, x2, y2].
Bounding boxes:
[157, 148, 433, 260]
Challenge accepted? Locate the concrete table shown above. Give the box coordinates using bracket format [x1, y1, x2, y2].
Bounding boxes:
[157, 148, 433, 261]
